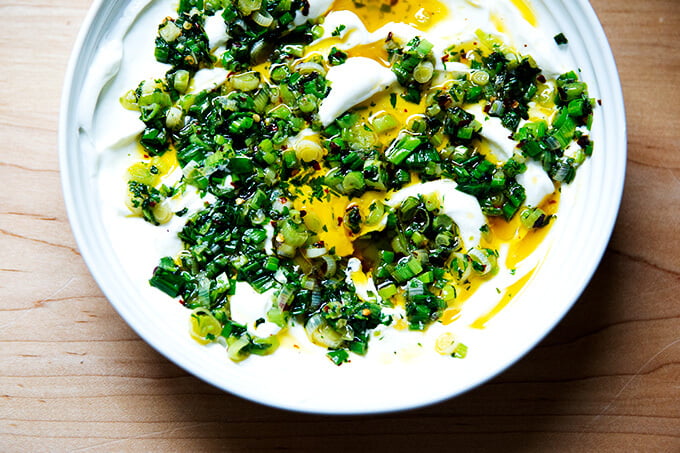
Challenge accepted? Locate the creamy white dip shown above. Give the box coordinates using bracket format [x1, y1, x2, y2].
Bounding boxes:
[319, 57, 397, 126]
[85, 0, 578, 352]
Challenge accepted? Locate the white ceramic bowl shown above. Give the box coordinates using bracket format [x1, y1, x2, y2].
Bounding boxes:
[60, 0, 626, 414]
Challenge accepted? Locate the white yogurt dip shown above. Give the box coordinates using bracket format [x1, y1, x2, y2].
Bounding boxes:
[83, 0, 585, 358]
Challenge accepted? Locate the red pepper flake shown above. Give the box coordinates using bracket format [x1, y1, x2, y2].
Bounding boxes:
[279, 197, 288, 203]
[337, 216, 343, 226]
[537, 75, 546, 83]
[311, 161, 321, 171]
[179, 299, 186, 306]
[300, 210, 307, 217]
[597, 99, 603, 106]
[437, 94, 452, 108]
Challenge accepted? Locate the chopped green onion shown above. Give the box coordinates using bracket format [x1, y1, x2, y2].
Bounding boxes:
[413, 61, 434, 84]
[231, 71, 260, 91]
[280, 220, 308, 247]
[385, 134, 421, 165]
[471, 70, 490, 86]
[371, 113, 398, 133]
[327, 349, 350, 365]
[520, 207, 552, 229]
[342, 171, 365, 194]
[252, 9, 273, 27]
[237, 0, 262, 15]
[554, 33, 568, 45]
[227, 335, 251, 362]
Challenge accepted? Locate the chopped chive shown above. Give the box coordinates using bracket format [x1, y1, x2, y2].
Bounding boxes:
[554, 33, 568, 45]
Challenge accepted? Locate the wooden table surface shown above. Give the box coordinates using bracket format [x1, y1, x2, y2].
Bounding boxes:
[2, 0, 679, 451]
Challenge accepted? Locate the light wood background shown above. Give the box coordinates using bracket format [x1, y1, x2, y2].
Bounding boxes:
[2, 0, 679, 451]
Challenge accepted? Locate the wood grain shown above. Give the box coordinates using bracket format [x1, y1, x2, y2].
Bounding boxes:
[1, 0, 679, 451]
